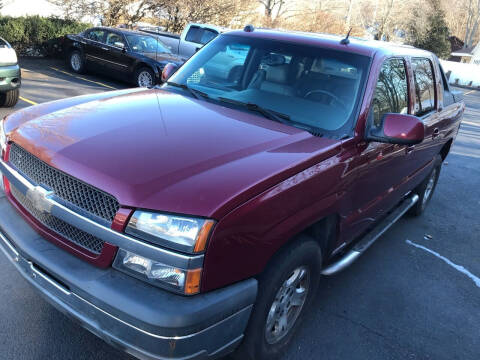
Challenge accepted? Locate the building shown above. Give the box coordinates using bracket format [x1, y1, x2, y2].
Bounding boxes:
[449, 36, 480, 65]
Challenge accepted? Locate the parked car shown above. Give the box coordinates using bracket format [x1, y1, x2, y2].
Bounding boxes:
[0, 27, 464, 360]
[0, 37, 20, 107]
[141, 23, 226, 58]
[63, 27, 185, 87]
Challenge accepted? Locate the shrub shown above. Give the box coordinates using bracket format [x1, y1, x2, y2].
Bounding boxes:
[0, 16, 90, 56]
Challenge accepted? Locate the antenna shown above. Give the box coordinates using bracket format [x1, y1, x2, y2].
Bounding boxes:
[340, 28, 352, 45]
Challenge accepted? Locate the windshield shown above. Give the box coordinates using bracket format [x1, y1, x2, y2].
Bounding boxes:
[167, 35, 370, 135]
[126, 34, 171, 54]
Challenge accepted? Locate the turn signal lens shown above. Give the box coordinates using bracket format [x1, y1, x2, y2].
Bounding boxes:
[185, 268, 202, 295]
[193, 220, 215, 253]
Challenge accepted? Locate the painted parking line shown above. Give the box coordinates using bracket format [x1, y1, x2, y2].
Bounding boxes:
[19, 96, 38, 105]
[49, 67, 118, 90]
[406, 239, 480, 288]
[464, 89, 477, 95]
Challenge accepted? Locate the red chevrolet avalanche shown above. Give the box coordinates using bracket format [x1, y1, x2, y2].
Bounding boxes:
[0, 27, 464, 360]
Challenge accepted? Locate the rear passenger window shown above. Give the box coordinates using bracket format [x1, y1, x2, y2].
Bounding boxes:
[372, 58, 409, 127]
[185, 26, 202, 43]
[199, 29, 218, 44]
[412, 58, 435, 116]
[84, 29, 105, 43]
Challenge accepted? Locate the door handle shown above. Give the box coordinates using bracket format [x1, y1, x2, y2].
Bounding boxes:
[406, 145, 415, 155]
[432, 128, 440, 139]
[101, 47, 110, 51]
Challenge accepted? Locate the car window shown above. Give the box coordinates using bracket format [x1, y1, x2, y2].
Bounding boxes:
[185, 26, 202, 43]
[84, 29, 106, 43]
[171, 35, 371, 134]
[199, 29, 218, 44]
[187, 43, 250, 86]
[412, 58, 435, 116]
[438, 63, 450, 92]
[372, 58, 409, 127]
[106, 32, 125, 48]
[126, 34, 171, 54]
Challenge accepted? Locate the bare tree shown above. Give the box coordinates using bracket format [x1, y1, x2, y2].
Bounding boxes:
[463, 0, 480, 48]
[257, 0, 290, 26]
[48, 0, 156, 26]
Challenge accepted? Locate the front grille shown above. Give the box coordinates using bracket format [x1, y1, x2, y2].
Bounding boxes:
[9, 144, 119, 222]
[10, 185, 105, 254]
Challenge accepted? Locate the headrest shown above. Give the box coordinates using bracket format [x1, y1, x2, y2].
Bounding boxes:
[265, 65, 289, 84]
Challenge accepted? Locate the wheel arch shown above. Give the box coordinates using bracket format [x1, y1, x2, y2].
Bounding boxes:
[259, 213, 340, 277]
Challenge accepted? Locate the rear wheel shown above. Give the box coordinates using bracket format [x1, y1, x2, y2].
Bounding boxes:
[0, 89, 19, 107]
[234, 237, 322, 360]
[135, 67, 155, 87]
[69, 50, 85, 74]
[409, 155, 442, 216]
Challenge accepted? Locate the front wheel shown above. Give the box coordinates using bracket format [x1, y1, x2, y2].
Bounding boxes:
[0, 89, 19, 107]
[234, 238, 322, 360]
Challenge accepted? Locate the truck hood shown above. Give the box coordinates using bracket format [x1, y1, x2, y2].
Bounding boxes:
[5, 88, 341, 219]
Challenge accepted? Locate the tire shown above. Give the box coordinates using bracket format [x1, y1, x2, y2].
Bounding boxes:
[408, 155, 442, 216]
[68, 50, 85, 74]
[234, 237, 322, 360]
[0, 89, 19, 107]
[135, 67, 155, 88]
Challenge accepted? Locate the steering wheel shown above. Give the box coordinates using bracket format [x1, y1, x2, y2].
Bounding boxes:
[304, 89, 347, 108]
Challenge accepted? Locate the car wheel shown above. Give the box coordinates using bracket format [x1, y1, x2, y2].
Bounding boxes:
[234, 237, 321, 360]
[0, 89, 19, 107]
[135, 67, 155, 88]
[69, 50, 85, 73]
[409, 155, 442, 216]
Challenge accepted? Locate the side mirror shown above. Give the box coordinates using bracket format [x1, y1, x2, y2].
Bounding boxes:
[366, 113, 424, 145]
[161, 63, 179, 83]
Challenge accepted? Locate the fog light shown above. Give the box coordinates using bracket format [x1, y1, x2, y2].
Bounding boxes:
[113, 249, 201, 295]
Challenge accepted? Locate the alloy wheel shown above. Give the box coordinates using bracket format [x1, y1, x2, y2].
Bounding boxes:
[70, 53, 81, 72]
[422, 168, 437, 207]
[137, 71, 153, 87]
[265, 266, 310, 344]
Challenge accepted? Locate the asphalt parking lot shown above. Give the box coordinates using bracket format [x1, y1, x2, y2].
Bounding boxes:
[0, 59, 479, 360]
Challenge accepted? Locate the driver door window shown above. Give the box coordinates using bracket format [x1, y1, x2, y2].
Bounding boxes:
[106, 32, 125, 48]
[372, 58, 409, 127]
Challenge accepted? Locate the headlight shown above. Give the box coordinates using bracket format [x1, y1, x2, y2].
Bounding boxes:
[0, 48, 18, 65]
[113, 249, 202, 295]
[126, 211, 215, 253]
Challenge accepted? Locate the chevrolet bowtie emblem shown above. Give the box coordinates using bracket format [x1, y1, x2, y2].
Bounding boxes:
[26, 186, 54, 214]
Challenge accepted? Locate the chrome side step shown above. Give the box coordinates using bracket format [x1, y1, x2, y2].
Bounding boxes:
[321, 193, 419, 276]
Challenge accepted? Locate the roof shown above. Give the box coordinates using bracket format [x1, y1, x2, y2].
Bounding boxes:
[223, 28, 433, 58]
[93, 26, 159, 37]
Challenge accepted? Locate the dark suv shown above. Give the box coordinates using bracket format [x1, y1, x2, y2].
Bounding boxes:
[0, 28, 464, 360]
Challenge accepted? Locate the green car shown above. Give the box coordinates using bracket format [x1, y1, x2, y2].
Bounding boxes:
[0, 37, 20, 107]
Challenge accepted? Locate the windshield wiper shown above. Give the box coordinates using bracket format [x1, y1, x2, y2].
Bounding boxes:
[166, 82, 209, 100]
[218, 97, 323, 137]
[217, 97, 291, 125]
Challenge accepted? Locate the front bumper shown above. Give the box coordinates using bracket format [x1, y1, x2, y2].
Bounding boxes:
[0, 64, 21, 92]
[0, 190, 257, 360]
